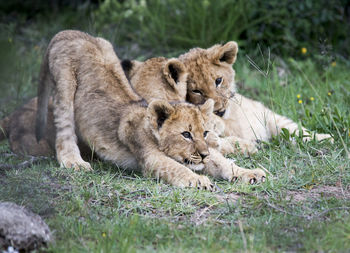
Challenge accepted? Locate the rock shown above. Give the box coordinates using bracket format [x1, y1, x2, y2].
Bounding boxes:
[0, 202, 52, 251]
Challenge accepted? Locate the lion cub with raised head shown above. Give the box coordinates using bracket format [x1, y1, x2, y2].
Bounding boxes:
[178, 42, 333, 144]
[179, 42, 332, 143]
[34, 30, 265, 187]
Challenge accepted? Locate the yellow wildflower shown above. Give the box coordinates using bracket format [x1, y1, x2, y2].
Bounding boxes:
[298, 100, 303, 104]
[297, 94, 301, 99]
[8, 38, 12, 43]
[331, 61, 336, 67]
[202, 0, 210, 7]
[102, 232, 106, 237]
[301, 47, 307, 54]
[328, 92, 332, 96]
[310, 97, 314, 101]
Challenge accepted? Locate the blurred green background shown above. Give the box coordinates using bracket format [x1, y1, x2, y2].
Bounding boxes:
[1, 0, 349, 55]
[0, 0, 349, 114]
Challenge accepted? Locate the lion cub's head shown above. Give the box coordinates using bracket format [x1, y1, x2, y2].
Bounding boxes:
[179, 41, 238, 118]
[146, 99, 214, 171]
[122, 57, 188, 102]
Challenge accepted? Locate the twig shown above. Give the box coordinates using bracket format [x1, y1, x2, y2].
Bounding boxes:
[124, 189, 147, 196]
[238, 220, 248, 252]
[214, 183, 224, 193]
[255, 194, 350, 220]
[0, 152, 18, 158]
[263, 199, 310, 219]
[118, 175, 146, 181]
[191, 204, 217, 226]
[257, 163, 273, 176]
[0, 155, 49, 172]
[314, 207, 350, 218]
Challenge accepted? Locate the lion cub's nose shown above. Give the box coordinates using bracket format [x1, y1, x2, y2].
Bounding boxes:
[200, 152, 209, 160]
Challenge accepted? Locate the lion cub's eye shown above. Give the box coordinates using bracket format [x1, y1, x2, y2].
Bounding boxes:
[203, 131, 209, 138]
[215, 77, 223, 87]
[182, 131, 192, 139]
[192, 90, 203, 95]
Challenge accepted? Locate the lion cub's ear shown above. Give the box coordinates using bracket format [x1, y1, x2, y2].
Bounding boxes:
[121, 59, 143, 79]
[163, 59, 187, 89]
[147, 99, 175, 129]
[199, 99, 215, 117]
[209, 41, 238, 65]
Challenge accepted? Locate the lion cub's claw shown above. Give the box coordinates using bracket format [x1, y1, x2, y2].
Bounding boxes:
[233, 169, 266, 185]
[179, 174, 214, 191]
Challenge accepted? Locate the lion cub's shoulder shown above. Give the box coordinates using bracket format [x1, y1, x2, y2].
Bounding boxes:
[122, 57, 188, 102]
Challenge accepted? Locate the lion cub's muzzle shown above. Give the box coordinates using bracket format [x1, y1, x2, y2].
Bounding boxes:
[183, 150, 210, 171]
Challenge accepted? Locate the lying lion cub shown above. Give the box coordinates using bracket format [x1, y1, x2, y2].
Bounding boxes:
[124, 42, 333, 147]
[30, 30, 265, 187]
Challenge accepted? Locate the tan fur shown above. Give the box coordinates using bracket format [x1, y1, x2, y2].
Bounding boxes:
[36, 30, 142, 170]
[0, 98, 92, 157]
[179, 42, 237, 115]
[125, 43, 257, 155]
[34, 30, 265, 188]
[0, 98, 55, 156]
[223, 94, 333, 142]
[178, 42, 332, 144]
[126, 41, 332, 151]
[124, 58, 188, 103]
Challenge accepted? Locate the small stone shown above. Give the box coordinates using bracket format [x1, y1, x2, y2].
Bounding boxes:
[0, 202, 52, 251]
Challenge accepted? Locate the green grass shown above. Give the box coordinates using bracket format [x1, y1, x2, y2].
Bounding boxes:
[1, 10, 350, 253]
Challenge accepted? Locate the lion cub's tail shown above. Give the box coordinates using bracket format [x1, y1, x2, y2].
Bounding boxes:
[35, 52, 53, 142]
[0, 115, 10, 141]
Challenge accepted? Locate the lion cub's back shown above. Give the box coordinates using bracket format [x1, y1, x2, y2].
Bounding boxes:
[224, 94, 273, 141]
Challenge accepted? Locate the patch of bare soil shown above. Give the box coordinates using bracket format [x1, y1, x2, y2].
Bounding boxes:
[286, 185, 350, 202]
[215, 192, 241, 204]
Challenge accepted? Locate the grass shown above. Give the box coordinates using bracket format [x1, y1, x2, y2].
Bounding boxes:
[1, 9, 350, 253]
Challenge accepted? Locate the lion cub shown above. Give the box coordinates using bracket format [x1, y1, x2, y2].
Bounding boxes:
[0, 98, 55, 156]
[181, 42, 332, 143]
[35, 30, 186, 170]
[33, 30, 265, 187]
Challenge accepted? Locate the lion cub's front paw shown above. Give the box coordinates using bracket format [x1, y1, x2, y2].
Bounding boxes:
[315, 133, 334, 143]
[233, 168, 266, 185]
[302, 133, 333, 143]
[175, 174, 214, 191]
[238, 140, 258, 154]
[229, 138, 258, 155]
[59, 154, 92, 171]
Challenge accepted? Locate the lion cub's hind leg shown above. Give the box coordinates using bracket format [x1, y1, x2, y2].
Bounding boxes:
[53, 73, 91, 171]
[268, 111, 333, 143]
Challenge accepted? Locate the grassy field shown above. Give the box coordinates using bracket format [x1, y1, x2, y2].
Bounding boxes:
[1, 10, 350, 252]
